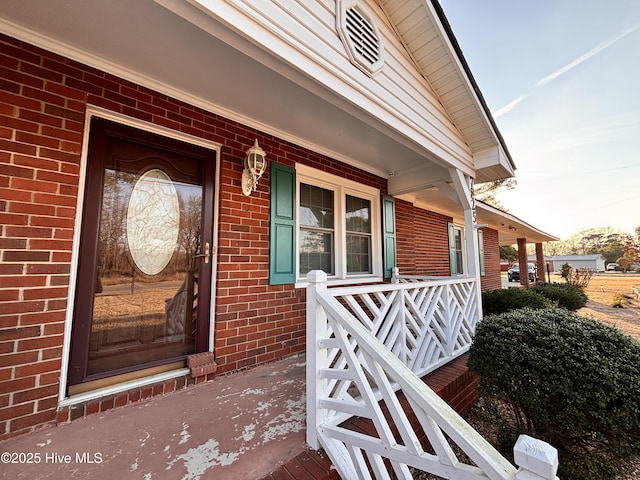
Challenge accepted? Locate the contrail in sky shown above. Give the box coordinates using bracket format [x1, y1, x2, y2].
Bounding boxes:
[493, 23, 640, 118]
[535, 23, 640, 86]
[493, 95, 526, 118]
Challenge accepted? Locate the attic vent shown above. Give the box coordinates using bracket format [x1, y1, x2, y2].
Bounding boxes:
[346, 8, 379, 64]
[337, 1, 384, 75]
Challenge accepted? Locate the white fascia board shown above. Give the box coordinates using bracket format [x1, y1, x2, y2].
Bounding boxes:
[476, 202, 559, 242]
[421, 0, 506, 154]
[413, 0, 514, 176]
[474, 146, 515, 178]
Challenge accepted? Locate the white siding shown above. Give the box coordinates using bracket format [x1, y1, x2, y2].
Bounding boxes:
[198, 0, 474, 173]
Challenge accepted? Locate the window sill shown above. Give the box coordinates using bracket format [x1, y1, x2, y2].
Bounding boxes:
[295, 275, 384, 289]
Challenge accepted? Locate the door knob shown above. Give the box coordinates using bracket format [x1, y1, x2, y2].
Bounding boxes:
[195, 242, 210, 264]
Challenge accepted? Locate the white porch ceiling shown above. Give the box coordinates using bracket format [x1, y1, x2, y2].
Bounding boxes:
[0, 0, 514, 191]
[1, 0, 449, 181]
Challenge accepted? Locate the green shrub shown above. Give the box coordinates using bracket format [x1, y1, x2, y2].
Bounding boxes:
[469, 308, 640, 479]
[530, 282, 587, 311]
[481, 288, 552, 316]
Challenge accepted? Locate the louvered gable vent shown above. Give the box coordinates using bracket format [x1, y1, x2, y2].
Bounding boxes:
[346, 8, 379, 64]
[337, 1, 384, 75]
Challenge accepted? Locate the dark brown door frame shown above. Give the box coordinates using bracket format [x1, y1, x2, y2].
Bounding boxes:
[68, 117, 216, 386]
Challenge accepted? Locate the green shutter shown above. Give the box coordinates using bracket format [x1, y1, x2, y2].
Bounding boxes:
[269, 163, 296, 284]
[478, 229, 485, 276]
[381, 195, 396, 278]
[448, 222, 457, 275]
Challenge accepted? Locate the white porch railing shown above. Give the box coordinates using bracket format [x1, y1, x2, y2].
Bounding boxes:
[306, 270, 559, 480]
[328, 269, 480, 380]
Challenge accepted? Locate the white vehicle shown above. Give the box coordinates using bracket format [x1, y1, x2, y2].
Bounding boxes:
[606, 263, 619, 271]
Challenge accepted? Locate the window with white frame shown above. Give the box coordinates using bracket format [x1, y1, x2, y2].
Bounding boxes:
[447, 224, 485, 276]
[448, 223, 465, 275]
[297, 165, 381, 282]
[345, 194, 372, 274]
[299, 183, 335, 275]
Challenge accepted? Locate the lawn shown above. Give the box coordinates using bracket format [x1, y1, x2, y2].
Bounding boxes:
[561, 273, 640, 341]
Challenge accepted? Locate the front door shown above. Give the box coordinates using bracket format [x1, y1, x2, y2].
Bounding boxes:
[68, 117, 215, 391]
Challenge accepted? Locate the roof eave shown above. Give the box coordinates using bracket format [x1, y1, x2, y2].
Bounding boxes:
[476, 201, 559, 245]
[429, 0, 516, 174]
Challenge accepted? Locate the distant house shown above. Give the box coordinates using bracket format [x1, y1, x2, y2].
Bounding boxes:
[529, 254, 606, 273]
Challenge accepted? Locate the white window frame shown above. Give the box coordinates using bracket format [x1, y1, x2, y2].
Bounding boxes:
[450, 223, 468, 276]
[478, 229, 485, 276]
[295, 164, 382, 286]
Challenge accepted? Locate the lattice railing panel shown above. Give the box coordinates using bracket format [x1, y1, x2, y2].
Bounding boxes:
[307, 271, 559, 480]
[327, 277, 478, 379]
[313, 287, 517, 480]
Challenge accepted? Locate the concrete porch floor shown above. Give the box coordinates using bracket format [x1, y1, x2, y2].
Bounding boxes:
[0, 353, 476, 480]
[0, 354, 314, 480]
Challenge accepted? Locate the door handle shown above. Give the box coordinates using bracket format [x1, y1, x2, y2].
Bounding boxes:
[195, 242, 210, 264]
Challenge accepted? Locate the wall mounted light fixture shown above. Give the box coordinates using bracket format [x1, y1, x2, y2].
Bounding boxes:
[241, 139, 267, 196]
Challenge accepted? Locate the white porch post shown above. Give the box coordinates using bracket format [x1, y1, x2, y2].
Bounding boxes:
[391, 266, 400, 284]
[449, 168, 483, 320]
[306, 270, 328, 450]
[514, 435, 560, 480]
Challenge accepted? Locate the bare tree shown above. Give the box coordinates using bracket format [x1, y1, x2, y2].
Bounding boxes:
[177, 193, 202, 271]
[474, 178, 517, 210]
[98, 170, 134, 276]
[545, 227, 627, 256]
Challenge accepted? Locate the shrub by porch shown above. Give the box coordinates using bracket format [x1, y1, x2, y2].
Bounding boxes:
[469, 307, 640, 479]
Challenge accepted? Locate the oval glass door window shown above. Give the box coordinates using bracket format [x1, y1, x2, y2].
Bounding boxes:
[126, 168, 180, 275]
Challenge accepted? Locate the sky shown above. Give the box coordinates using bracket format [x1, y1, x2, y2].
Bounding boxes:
[438, 0, 640, 240]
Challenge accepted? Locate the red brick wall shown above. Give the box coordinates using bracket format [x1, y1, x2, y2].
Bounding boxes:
[1, 34, 86, 439]
[214, 140, 386, 375]
[394, 201, 502, 290]
[0, 34, 390, 437]
[395, 198, 452, 276]
[0, 32, 490, 439]
[480, 228, 502, 292]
